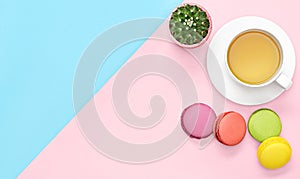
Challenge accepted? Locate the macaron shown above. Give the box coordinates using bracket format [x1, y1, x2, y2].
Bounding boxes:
[257, 137, 292, 169]
[214, 112, 246, 146]
[181, 103, 217, 139]
[248, 109, 282, 142]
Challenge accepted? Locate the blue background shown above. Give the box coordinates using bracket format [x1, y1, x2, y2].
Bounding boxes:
[0, 0, 182, 178]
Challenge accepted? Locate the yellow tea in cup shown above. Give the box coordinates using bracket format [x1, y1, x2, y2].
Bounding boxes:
[227, 30, 281, 85]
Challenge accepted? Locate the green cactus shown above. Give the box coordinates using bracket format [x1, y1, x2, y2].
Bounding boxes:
[169, 4, 210, 46]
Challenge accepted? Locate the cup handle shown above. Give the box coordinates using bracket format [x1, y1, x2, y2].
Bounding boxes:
[276, 73, 292, 90]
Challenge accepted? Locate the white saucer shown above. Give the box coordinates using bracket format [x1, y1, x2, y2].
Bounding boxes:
[207, 16, 296, 105]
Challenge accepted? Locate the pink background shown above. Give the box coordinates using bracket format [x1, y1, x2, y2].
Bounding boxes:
[19, 0, 300, 178]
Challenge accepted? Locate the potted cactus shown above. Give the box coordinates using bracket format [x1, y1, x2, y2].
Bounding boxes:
[169, 3, 212, 48]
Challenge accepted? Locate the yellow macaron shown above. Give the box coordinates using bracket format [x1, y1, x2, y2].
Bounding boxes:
[257, 137, 292, 169]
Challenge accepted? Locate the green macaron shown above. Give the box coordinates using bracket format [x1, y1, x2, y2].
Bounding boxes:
[248, 108, 282, 142]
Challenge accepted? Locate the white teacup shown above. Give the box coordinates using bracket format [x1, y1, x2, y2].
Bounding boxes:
[225, 29, 292, 89]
